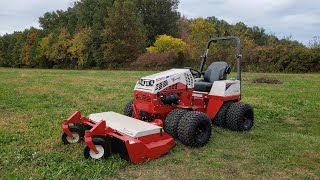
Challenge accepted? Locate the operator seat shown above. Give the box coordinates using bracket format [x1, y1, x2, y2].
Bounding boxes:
[194, 61, 231, 92]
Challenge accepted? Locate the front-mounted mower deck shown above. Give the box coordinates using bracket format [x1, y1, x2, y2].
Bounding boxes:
[62, 111, 174, 163]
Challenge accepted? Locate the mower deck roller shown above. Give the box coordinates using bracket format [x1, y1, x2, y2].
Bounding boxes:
[62, 111, 175, 163]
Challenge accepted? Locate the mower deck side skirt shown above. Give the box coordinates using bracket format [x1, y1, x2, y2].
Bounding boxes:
[123, 132, 175, 163]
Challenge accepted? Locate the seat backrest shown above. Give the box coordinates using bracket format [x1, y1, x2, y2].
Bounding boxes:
[204, 62, 229, 83]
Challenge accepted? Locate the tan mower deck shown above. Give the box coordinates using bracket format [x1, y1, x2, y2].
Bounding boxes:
[88, 112, 162, 138]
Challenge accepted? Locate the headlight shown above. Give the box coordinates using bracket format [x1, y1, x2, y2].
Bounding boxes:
[149, 80, 155, 86]
[138, 79, 144, 86]
[138, 79, 154, 86]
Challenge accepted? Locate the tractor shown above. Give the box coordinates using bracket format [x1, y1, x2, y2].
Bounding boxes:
[61, 36, 254, 163]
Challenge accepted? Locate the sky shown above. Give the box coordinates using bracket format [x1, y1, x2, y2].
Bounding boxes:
[0, 0, 319, 45]
[179, 0, 320, 44]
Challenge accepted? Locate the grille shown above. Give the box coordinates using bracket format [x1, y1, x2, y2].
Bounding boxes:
[163, 83, 178, 91]
[155, 80, 169, 91]
[136, 94, 151, 102]
[185, 73, 194, 87]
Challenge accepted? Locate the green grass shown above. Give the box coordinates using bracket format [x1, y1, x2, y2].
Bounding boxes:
[0, 68, 319, 179]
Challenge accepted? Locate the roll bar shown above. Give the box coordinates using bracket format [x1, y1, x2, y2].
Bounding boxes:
[199, 36, 242, 81]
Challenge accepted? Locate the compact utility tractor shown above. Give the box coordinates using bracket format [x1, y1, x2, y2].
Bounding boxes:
[61, 36, 254, 163]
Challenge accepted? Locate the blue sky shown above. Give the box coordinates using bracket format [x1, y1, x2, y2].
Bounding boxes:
[0, 0, 319, 45]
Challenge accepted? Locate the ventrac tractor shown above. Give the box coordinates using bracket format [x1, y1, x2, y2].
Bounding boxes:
[61, 36, 254, 163]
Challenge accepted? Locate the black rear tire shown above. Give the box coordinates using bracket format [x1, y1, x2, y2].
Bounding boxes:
[213, 101, 234, 127]
[178, 111, 212, 147]
[123, 100, 134, 117]
[84, 137, 111, 160]
[62, 126, 84, 144]
[226, 102, 254, 131]
[164, 109, 189, 139]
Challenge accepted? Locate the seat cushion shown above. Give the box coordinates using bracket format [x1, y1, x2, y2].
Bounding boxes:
[194, 82, 213, 92]
[204, 62, 228, 82]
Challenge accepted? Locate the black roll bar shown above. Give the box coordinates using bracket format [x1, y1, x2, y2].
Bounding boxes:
[199, 36, 242, 81]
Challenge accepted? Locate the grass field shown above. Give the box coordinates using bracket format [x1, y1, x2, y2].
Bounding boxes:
[0, 68, 319, 179]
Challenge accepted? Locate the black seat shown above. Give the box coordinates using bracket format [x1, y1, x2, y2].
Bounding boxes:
[194, 62, 230, 92]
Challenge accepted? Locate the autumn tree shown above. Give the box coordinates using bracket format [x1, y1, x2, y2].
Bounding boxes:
[190, 18, 216, 62]
[34, 33, 54, 68]
[102, 0, 146, 67]
[0, 1, 319, 72]
[69, 27, 93, 66]
[50, 28, 72, 66]
[230, 22, 248, 38]
[147, 35, 187, 54]
[19, 27, 38, 65]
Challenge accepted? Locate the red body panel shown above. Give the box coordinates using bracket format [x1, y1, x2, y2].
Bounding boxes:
[134, 88, 193, 120]
[133, 87, 240, 120]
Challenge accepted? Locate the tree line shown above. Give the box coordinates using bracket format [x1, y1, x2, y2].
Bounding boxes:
[0, 0, 318, 72]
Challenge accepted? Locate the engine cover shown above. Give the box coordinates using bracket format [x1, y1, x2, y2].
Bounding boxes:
[134, 69, 194, 94]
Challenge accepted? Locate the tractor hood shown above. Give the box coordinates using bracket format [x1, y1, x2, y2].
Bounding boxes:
[134, 69, 194, 94]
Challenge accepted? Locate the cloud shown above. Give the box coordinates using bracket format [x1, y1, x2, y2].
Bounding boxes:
[0, 0, 76, 35]
[281, 13, 320, 26]
[179, 0, 320, 44]
[0, 0, 318, 45]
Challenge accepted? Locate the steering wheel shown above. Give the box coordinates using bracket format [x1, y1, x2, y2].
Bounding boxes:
[189, 68, 202, 78]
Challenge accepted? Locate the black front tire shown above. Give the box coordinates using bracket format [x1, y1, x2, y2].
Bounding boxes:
[226, 102, 254, 131]
[62, 126, 84, 144]
[164, 109, 189, 139]
[84, 137, 111, 160]
[213, 101, 234, 127]
[123, 100, 134, 117]
[178, 111, 212, 147]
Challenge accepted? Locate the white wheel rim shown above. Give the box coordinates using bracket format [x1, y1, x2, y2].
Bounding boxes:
[89, 145, 104, 159]
[66, 132, 80, 144]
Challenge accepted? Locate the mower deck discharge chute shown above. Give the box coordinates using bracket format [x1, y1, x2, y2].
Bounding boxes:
[62, 36, 254, 163]
[62, 111, 174, 163]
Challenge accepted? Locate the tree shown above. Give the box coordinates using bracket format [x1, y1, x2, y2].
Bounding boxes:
[39, 12, 60, 32]
[230, 22, 248, 38]
[9, 32, 25, 66]
[147, 35, 187, 54]
[141, 35, 187, 68]
[190, 18, 216, 61]
[137, 0, 180, 45]
[50, 28, 72, 66]
[34, 33, 54, 68]
[207, 17, 231, 37]
[247, 26, 268, 46]
[75, 0, 115, 68]
[309, 36, 320, 49]
[69, 27, 93, 66]
[0, 37, 6, 66]
[18, 28, 38, 65]
[178, 16, 192, 42]
[102, 0, 146, 67]
[1, 1, 319, 72]
[75, 0, 114, 30]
